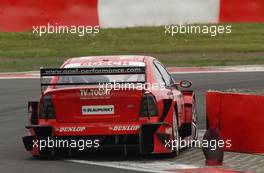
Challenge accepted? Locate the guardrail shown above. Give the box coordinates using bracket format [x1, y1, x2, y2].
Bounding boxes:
[206, 91, 264, 153]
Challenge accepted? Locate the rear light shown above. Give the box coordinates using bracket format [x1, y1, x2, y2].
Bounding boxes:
[39, 95, 56, 119]
[140, 93, 158, 117]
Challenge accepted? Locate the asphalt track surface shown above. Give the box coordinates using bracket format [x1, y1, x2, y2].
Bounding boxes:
[0, 72, 263, 173]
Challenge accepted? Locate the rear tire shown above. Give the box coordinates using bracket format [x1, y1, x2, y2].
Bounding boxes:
[192, 99, 198, 141]
[171, 110, 180, 156]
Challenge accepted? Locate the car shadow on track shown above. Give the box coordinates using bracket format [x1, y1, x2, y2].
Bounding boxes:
[29, 147, 192, 162]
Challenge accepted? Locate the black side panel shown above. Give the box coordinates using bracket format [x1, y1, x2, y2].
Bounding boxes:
[22, 136, 35, 151]
[179, 123, 192, 139]
[33, 126, 53, 138]
[34, 126, 53, 155]
[140, 124, 160, 154]
[28, 101, 39, 125]
[161, 99, 173, 121]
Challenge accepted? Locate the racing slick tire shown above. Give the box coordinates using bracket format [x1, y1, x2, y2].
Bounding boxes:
[171, 109, 180, 156]
[192, 98, 198, 141]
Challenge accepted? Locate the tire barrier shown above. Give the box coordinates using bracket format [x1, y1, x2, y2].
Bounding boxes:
[202, 127, 224, 166]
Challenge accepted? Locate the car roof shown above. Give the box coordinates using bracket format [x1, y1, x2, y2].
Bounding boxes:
[64, 55, 155, 65]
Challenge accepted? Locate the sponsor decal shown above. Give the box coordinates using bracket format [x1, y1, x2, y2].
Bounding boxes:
[80, 88, 111, 99]
[127, 61, 145, 67]
[79, 61, 145, 67]
[41, 66, 145, 76]
[82, 105, 114, 115]
[109, 125, 140, 131]
[56, 126, 86, 132]
[64, 63, 82, 68]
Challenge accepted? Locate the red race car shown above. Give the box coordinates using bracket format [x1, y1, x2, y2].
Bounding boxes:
[22, 55, 198, 157]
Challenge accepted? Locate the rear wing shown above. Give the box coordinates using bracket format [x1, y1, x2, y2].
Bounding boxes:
[40, 66, 146, 93]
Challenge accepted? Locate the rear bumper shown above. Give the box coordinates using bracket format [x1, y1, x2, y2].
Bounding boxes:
[25, 122, 142, 136]
[23, 122, 173, 156]
[54, 122, 141, 136]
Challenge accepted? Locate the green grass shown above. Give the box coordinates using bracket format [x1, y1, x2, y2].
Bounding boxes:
[0, 23, 264, 71]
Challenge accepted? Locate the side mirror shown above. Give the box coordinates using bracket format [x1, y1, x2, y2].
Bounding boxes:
[178, 80, 192, 88]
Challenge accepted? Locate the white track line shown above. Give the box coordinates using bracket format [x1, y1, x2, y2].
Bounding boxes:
[68, 160, 172, 173]
[67, 130, 206, 172]
[67, 159, 198, 173]
[0, 71, 38, 74]
[0, 77, 40, 79]
[169, 65, 264, 74]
